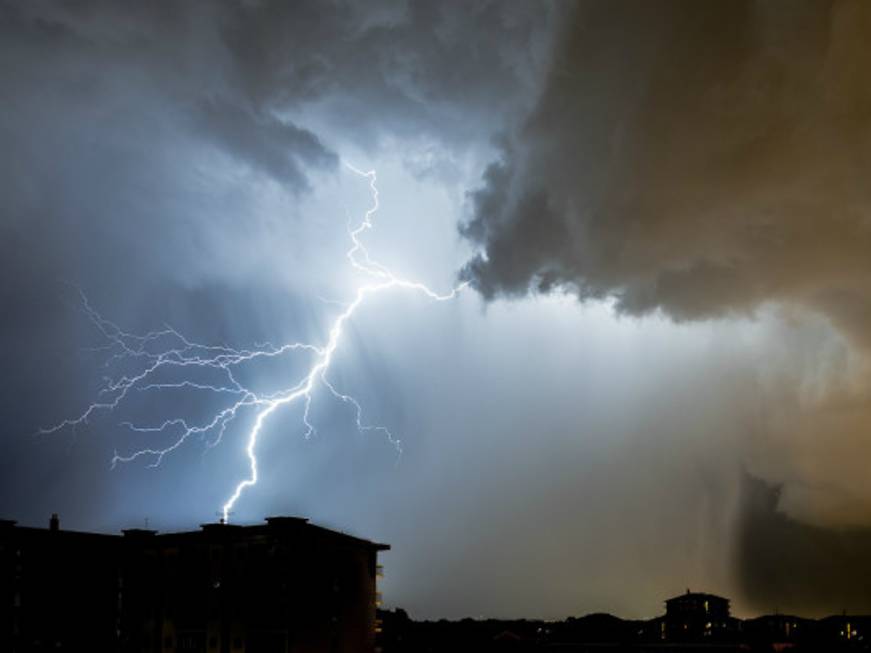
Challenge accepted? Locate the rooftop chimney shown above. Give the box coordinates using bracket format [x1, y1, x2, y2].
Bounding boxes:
[49, 513, 59, 532]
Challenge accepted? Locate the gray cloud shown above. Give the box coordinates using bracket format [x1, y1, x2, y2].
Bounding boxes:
[461, 0, 871, 327]
[196, 98, 337, 190]
[0, 0, 555, 322]
[1, 2, 337, 192]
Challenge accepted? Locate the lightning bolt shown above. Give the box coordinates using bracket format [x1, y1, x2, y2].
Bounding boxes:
[41, 164, 466, 522]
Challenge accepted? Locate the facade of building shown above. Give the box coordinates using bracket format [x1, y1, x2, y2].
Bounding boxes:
[0, 515, 388, 653]
[661, 591, 739, 642]
[0, 515, 121, 652]
[743, 613, 809, 646]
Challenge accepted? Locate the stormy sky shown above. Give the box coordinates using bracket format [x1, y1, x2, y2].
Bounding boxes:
[3, 0, 871, 620]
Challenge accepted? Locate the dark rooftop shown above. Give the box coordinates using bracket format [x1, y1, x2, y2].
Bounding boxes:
[1, 514, 390, 550]
[665, 590, 730, 604]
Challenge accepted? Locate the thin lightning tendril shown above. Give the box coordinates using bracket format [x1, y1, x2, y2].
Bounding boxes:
[41, 164, 466, 522]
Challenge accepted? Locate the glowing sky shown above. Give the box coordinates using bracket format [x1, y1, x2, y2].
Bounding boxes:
[2, 0, 871, 619]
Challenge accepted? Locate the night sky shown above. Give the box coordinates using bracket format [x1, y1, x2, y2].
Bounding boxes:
[3, 0, 871, 621]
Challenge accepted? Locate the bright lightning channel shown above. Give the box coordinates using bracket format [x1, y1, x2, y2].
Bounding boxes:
[41, 164, 466, 522]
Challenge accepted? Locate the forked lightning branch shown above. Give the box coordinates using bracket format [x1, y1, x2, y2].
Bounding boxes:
[41, 165, 466, 521]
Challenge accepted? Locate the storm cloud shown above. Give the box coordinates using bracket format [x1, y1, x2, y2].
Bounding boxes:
[461, 0, 871, 529]
[462, 0, 871, 326]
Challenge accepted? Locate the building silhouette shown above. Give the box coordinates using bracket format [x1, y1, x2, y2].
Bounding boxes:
[0, 515, 388, 653]
[660, 590, 738, 641]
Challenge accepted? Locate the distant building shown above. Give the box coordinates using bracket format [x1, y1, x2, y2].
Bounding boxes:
[744, 613, 808, 646]
[661, 591, 738, 642]
[817, 614, 871, 645]
[0, 514, 388, 653]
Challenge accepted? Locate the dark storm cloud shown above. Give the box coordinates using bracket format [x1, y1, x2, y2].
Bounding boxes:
[0, 1, 334, 191]
[0, 0, 553, 341]
[461, 0, 871, 328]
[460, 0, 871, 523]
[2, 0, 551, 194]
[218, 0, 554, 145]
[196, 98, 336, 190]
